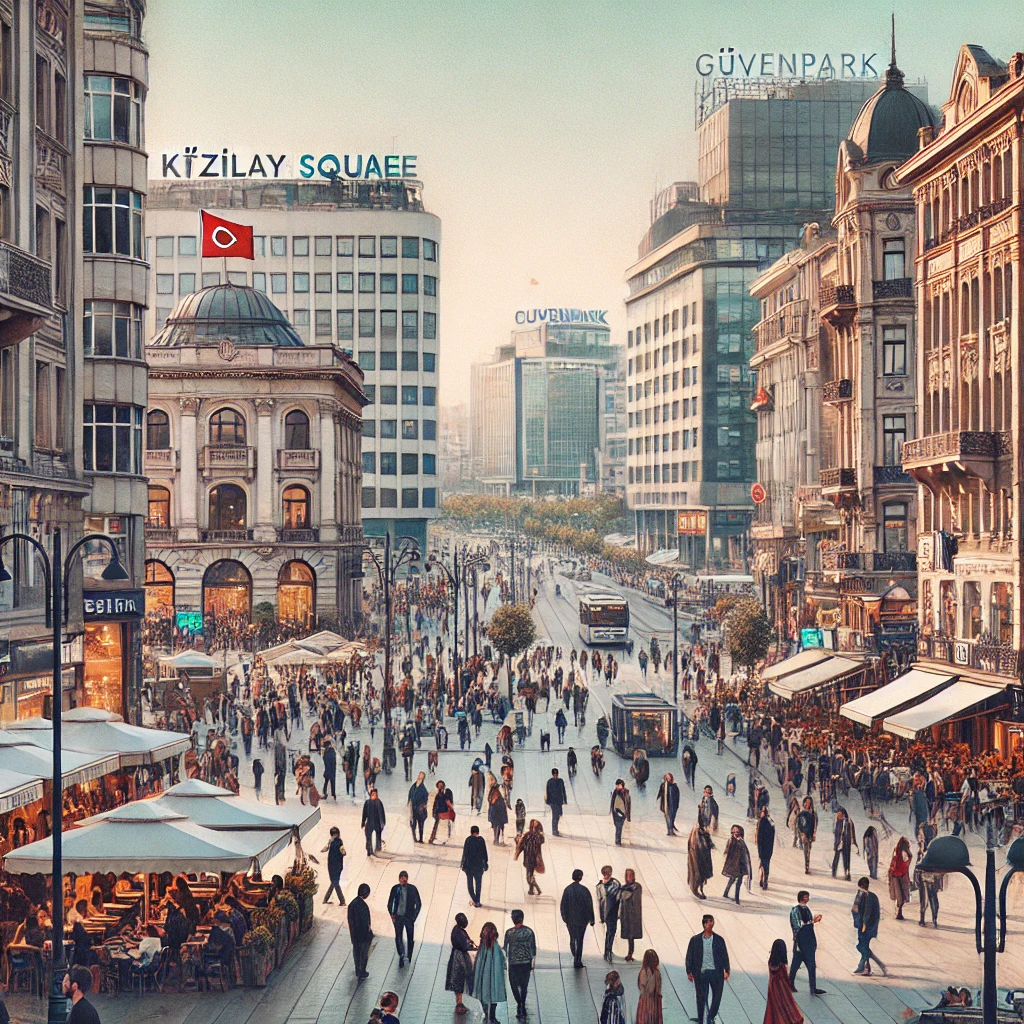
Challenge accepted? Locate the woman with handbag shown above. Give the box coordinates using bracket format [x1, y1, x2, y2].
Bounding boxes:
[514, 819, 545, 895]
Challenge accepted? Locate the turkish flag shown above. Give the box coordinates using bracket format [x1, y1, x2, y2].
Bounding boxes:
[200, 210, 254, 259]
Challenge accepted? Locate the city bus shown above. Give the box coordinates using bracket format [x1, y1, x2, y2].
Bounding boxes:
[579, 593, 630, 645]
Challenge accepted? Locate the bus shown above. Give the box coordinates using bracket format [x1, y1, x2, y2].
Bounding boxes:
[579, 593, 630, 645]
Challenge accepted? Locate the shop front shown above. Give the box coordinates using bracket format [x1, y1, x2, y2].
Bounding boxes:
[0, 637, 81, 726]
[82, 588, 144, 723]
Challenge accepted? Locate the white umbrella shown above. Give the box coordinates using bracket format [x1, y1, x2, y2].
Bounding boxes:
[264, 649, 327, 666]
[161, 651, 218, 670]
[0, 731, 119, 787]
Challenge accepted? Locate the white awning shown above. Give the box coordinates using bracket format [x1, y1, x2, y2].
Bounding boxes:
[761, 648, 831, 682]
[883, 681, 1001, 740]
[840, 669, 957, 726]
[0, 769, 45, 814]
[769, 656, 862, 699]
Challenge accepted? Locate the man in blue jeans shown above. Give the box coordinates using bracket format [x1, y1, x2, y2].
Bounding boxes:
[685, 914, 730, 1024]
[609, 779, 631, 845]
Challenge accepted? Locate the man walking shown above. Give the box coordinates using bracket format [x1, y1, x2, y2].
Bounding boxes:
[461, 824, 488, 907]
[832, 807, 857, 880]
[797, 797, 817, 874]
[755, 806, 775, 890]
[610, 779, 631, 846]
[685, 914, 729, 1024]
[503, 909, 537, 1019]
[554, 708, 567, 744]
[387, 870, 422, 967]
[545, 767, 568, 836]
[657, 772, 680, 835]
[852, 877, 886, 976]
[63, 966, 101, 1024]
[321, 826, 346, 905]
[699, 785, 719, 833]
[596, 865, 621, 963]
[321, 738, 337, 800]
[789, 890, 826, 994]
[347, 883, 373, 980]
[361, 787, 386, 856]
[559, 868, 595, 968]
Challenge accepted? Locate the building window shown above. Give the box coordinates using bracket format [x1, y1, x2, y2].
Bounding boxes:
[423, 352, 436, 373]
[315, 273, 332, 293]
[424, 275, 437, 296]
[293, 309, 309, 327]
[271, 236, 286, 257]
[423, 387, 436, 407]
[315, 235, 332, 256]
[358, 351, 375, 371]
[147, 485, 171, 527]
[83, 188, 143, 257]
[209, 407, 246, 446]
[84, 301, 143, 359]
[35, 362, 50, 445]
[253, 236, 265, 256]
[284, 409, 309, 449]
[358, 236, 376, 258]
[83, 404, 143, 473]
[402, 351, 418, 371]
[147, 409, 170, 450]
[337, 310, 354, 342]
[402, 488, 419, 508]
[402, 274, 418, 294]
[402, 386, 418, 406]
[380, 452, 397, 475]
[883, 239, 905, 280]
[337, 272, 353, 293]
[963, 580, 982, 640]
[380, 386, 397, 405]
[362, 451, 376, 474]
[179, 235, 197, 256]
[208, 484, 247, 531]
[315, 309, 331, 336]
[423, 420, 436, 440]
[83, 76, 142, 146]
[423, 239, 437, 261]
[337, 236, 354, 257]
[423, 453, 436, 475]
[156, 273, 173, 294]
[180, 273, 196, 295]
[882, 326, 907, 375]
[228, 271, 247, 286]
[423, 312, 437, 339]
[992, 582, 1014, 643]
[882, 415, 906, 466]
[381, 419, 397, 438]
[153, 236, 173, 260]
[361, 419, 376, 437]
[381, 236, 398, 258]
[401, 453, 418, 475]
[402, 419, 418, 440]
[293, 273, 309, 293]
[35, 55, 49, 131]
[362, 486, 376, 508]
[363, 385, 375, 403]
[380, 351, 397, 371]
[293, 236, 309, 257]
[380, 488, 398, 508]
[359, 273, 375, 293]
[202, 272, 220, 288]
[271, 273, 287, 294]
[358, 311, 376, 338]
[380, 273, 397, 293]
[283, 485, 310, 528]
[252, 272, 265, 293]
[402, 237, 419, 259]
[883, 502, 908, 552]
[423, 487, 437, 507]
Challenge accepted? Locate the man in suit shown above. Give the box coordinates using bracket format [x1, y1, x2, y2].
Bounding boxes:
[461, 824, 489, 907]
[609, 778, 631, 845]
[559, 868, 594, 968]
[387, 870, 422, 967]
[789, 890, 826, 994]
[685, 914, 730, 1024]
[321, 826, 346, 904]
[545, 768, 568, 836]
[852, 876, 886, 976]
[361, 787, 386, 855]
[347, 883, 373, 980]
[321, 738, 337, 799]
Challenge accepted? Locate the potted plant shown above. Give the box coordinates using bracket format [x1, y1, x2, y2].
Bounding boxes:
[254, 903, 287, 967]
[276, 890, 300, 945]
[239, 926, 275, 987]
[285, 868, 319, 933]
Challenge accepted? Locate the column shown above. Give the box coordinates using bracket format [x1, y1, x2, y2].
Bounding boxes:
[319, 399, 338, 541]
[254, 399, 275, 542]
[178, 397, 200, 542]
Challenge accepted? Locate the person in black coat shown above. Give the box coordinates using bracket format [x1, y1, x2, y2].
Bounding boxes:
[657, 773, 681, 835]
[361, 788, 386, 855]
[559, 868, 595, 968]
[347, 883, 373, 980]
[685, 914, 730, 1024]
[460, 824, 489, 907]
[386, 871, 422, 967]
[755, 806, 776, 890]
[321, 739, 337, 800]
[321, 826, 346, 904]
[545, 768, 568, 836]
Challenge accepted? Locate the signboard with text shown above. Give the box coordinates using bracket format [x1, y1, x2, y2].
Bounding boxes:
[678, 510, 709, 536]
[160, 149, 418, 181]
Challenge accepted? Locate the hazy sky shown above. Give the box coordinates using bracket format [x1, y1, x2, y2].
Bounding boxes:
[146, 0, 1023, 397]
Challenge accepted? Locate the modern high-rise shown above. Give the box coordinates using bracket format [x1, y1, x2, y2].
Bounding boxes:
[146, 177, 440, 551]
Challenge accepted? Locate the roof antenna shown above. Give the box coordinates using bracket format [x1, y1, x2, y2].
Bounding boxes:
[886, 13, 904, 89]
[890, 11, 896, 68]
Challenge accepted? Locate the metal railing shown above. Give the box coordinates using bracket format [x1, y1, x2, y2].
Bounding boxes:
[918, 635, 1021, 678]
[0, 238, 52, 310]
[200, 528, 253, 543]
[902, 430, 1004, 465]
[822, 550, 861, 571]
[872, 277, 913, 300]
[820, 467, 856, 490]
[820, 281, 855, 308]
[872, 551, 917, 572]
[873, 464, 914, 486]
[823, 378, 853, 403]
[279, 528, 320, 543]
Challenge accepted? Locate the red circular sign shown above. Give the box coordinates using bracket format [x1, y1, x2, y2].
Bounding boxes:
[751, 483, 767, 504]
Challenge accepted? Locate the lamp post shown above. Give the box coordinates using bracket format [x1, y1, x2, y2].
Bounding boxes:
[0, 528, 129, 1024]
[671, 572, 684, 705]
[919, 834, 1024, 1024]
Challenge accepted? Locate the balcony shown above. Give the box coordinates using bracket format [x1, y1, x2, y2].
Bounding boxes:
[872, 277, 913, 300]
[872, 551, 917, 573]
[145, 449, 179, 471]
[144, 524, 176, 544]
[200, 529, 253, 543]
[822, 550, 862, 571]
[276, 449, 321, 472]
[752, 299, 809, 354]
[902, 430, 1009, 489]
[819, 280, 856, 327]
[820, 467, 857, 499]
[873, 464, 914, 487]
[918, 635, 1021, 679]
[278, 527, 320, 543]
[823, 378, 853, 403]
[0, 239, 53, 350]
[199, 444, 256, 480]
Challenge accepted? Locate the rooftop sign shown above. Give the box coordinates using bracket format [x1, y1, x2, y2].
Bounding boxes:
[515, 309, 609, 326]
[695, 50, 880, 79]
[160, 149, 418, 181]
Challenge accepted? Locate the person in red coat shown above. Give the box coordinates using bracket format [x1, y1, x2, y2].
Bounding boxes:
[764, 939, 802, 1024]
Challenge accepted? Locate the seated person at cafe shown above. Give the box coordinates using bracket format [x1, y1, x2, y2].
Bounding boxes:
[221, 902, 247, 945]
[71, 901, 94, 967]
[163, 898, 191, 960]
[134, 925, 162, 965]
[203, 911, 237, 980]
[87, 887, 105, 919]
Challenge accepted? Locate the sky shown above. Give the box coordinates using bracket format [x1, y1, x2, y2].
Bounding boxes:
[145, 0, 1024, 397]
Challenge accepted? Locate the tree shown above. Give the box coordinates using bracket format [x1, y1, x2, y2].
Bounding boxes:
[486, 602, 537, 700]
[723, 598, 772, 677]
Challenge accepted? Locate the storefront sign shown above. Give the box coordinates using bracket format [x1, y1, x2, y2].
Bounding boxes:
[159, 149, 418, 181]
[678, 510, 709, 535]
[801, 628, 823, 648]
[695, 50, 879, 79]
[817, 608, 841, 628]
[83, 589, 145, 620]
[514, 309, 609, 326]
[176, 612, 204, 632]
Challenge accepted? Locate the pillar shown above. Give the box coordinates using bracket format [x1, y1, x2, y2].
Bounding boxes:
[319, 399, 338, 541]
[254, 399, 275, 542]
[179, 397, 200, 542]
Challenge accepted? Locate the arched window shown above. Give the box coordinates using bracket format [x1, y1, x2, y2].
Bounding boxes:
[284, 409, 310, 449]
[203, 559, 252, 620]
[208, 484, 247, 531]
[277, 560, 315, 626]
[147, 485, 171, 527]
[210, 407, 246, 446]
[144, 560, 175, 618]
[283, 485, 310, 529]
[147, 409, 170, 450]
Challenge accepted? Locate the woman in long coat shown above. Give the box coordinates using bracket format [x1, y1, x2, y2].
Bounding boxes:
[487, 780, 508, 845]
[763, 938, 802, 1024]
[514, 819, 545, 895]
[687, 816, 714, 899]
[408, 772, 429, 843]
[445, 912, 476, 1014]
[473, 922, 507, 1024]
[888, 836, 912, 919]
[618, 868, 643, 961]
[722, 824, 752, 904]
[636, 948, 663, 1024]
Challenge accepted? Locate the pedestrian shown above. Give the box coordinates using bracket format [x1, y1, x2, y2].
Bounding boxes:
[657, 773, 680, 835]
[554, 708, 567, 744]
[320, 826, 347, 905]
[721, 824, 752, 904]
[763, 939, 802, 1024]
[788, 891, 825, 995]
[461, 824, 489, 907]
[699, 785, 719, 833]
[63, 966, 100, 1024]
[559, 868, 595, 969]
[682, 743, 698, 790]
[756, 806, 776, 890]
[469, 765, 486, 814]
[322, 738, 337, 799]
[387, 870, 422, 968]
[545, 767, 568, 836]
[888, 837, 912, 919]
[515, 819, 546, 896]
[473, 922, 508, 1024]
[251, 757, 264, 800]
[862, 825, 879, 880]
[831, 807, 857, 881]
[347, 883, 373, 980]
[445, 912, 476, 1015]
[361, 788, 386, 856]
[408, 771, 429, 844]
[685, 915, 729, 1024]
[429, 779, 456, 844]
[596, 865, 621, 963]
[914, 855, 942, 928]
[378, 991, 400, 1024]
[636, 948, 664, 1024]
[514, 798, 527, 836]
[796, 798, 817, 875]
[610, 778, 631, 846]
[503, 909, 537, 1020]
[852, 876, 886, 976]
[687, 816, 715, 900]
[618, 868, 643, 962]
[488, 780, 508, 844]
[600, 970, 627, 1024]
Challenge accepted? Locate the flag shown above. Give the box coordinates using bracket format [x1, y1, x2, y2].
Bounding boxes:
[200, 210, 254, 259]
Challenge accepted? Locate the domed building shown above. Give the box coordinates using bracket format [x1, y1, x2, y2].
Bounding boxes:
[144, 283, 368, 633]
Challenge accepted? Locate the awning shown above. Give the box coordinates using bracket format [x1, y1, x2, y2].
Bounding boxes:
[761, 648, 831, 682]
[0, 732, 120, 788]
[883, 681, 1002, 740]
[0, 769, 46, 813]
[840, 669, 957, 727]
[769, 655, 862, 699]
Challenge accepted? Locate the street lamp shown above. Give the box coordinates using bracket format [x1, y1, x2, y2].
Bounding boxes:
[918, 833, 1024, 1024]
[0, 528, 128, 1024]
[671, 572, 684, 705]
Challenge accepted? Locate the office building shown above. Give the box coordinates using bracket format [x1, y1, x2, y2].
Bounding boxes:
[438, 402, 471, 493]
[146, 177, 440, 550]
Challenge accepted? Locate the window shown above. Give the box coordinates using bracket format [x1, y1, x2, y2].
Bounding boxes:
[380, 351, 397, 370]
[202, 272, 220, 288]
[358, 273, 375, 293]
[362, 451, 376, 474]
[883, 326, 907, 375]
[381, 419, 397, 438]
[283, 485, 310, 528]
[423, 312, 437, 339]
[402, 453, 418, 475]
[208, 484, 246, 531]
[178, 235, 197, 256]
[84, 301, 143, 359]
[358, 311, 375, 338]
[155, 274, 173, 295]
[402, 274, 418, 294]
[361, 419, 376, 438]
[402, 237, 419, 259]
[83, 77, 142, 146]
[402, 311, 418, 340]
[35, 362, 50, 445]
[293, 273, 309, 293]
[337, 236, 354, 257]
[380, 452, 397, 475]
[209, 408, 246, 445]
[402, 386, 418, 406]
[337, 310, 354, 342]
[882, 415, 907, 466]
[423, 453, 436, 475]
[358, 236, 376, 258]
[155, 236, 173, 258]
[315, 273, 332, 293]
[337, 272, 353, 293]
[883, 503, 908, 552]
[54, 74, 67, 142]
[380, 273, 397, 293]
[252, 273, 265, 293]
[402, 351, 418, 371]
[147, 486, 171, 527]
[270, 273, 287, 294]
[83, 188, 143, 257]
[83, 404, 143, 473]
[422, 420, 436, 440]
[363, 385, 375, 403]
[992, 582, 1014, 643]
[292, 236, 309, 257]
[315, 235, 332, 257]
[228, 273, 248, 291]
[293, 309, 309, 327]
[271, 236, 286, 257]
[883, 239, 905, 281]
[424, 275, 437, 296]
[253, 236, 265, 256]
[380, 386, 397, 405]
[147, 409, 170, 450]
[402, 419, 418, 439]
[362, 487, 376, 508]
[422, 386, 436, 406]
[423, 239, 437, 261]
[382, 311, 397, 341]
[180, 273, 197, 294]
[35, 55, 49, 131]
[402, 488, 419, 508]
[381, 236, 398, 258]
[963, 580, 982, 640]
[284, 409, 310, 448]
[423, 352, 436, 373]
[423, 487, 437, 508]
[315, 309, 331, 336]
[380, 488, 398, 508]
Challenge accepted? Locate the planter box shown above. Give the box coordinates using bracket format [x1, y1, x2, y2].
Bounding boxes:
[240, 949, 273, 988]
[275, 918, 289, 967]
[299, 894, 314, 933]
[288, 920, 299, 946]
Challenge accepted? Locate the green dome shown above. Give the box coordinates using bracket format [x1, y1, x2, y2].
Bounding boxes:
[150, 283, 304, 347]
[848, 61, 934, 165]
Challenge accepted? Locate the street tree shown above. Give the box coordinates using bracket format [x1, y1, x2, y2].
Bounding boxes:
[486, 602, 537, 700]
[723, 598, 772, 677]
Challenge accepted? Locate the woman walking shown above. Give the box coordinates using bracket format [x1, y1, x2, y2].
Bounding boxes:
[722, 824, 752, 904]
[408, 771, 429, 844]
[515, 819, 546, 895]
[888, 837, 912, 920]
[687, 815, 714, 899]
[862, 825, 879, 880]
[429, 779, 456, 844]
[618, 868, 643, 962]
[600, 970, 627, 1024]
[473, 922, 508, 1024]
[763, 938, 803, 1024]
[636, 948, 663, 1024]
[445, 912, 476, 1015]
[488, 779, 508, 845]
